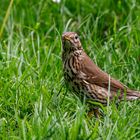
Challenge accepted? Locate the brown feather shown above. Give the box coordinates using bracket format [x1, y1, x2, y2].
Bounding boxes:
[81, 52, 127, 92]
[62, 32, 140, 103]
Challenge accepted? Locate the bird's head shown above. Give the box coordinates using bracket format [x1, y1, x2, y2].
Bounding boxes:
[62, 32, 82, 52]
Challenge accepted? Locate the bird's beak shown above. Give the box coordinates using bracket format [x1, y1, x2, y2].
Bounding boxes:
[62, 35, 70, 41]
[64, 36, 70, 41]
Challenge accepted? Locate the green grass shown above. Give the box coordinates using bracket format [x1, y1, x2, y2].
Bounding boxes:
[0, 0, 140, 139]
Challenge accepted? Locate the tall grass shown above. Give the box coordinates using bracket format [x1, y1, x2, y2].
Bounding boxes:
[0, 0, 140, 139]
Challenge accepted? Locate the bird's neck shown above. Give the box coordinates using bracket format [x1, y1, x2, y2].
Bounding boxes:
[62, 48, 83, 62]
[73, 48, 83, 56]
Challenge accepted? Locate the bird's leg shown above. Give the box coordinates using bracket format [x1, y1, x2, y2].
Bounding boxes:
[88, 108, 100, 118]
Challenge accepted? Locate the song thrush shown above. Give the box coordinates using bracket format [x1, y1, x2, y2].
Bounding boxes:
[61, 32, 140, 105]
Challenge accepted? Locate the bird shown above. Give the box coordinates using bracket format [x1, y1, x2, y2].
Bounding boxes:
[61, 32, 140, 108]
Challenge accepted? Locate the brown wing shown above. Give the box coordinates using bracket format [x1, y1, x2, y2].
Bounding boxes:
[80, 52, 128, 92]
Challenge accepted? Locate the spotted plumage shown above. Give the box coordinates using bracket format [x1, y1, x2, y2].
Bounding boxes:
[62, 32, 140, 105]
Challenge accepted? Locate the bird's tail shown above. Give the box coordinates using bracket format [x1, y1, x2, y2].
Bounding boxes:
[126, 90, 140, 100]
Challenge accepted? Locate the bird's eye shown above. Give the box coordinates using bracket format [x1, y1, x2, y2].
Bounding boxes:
[74, 35, 78, 40]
